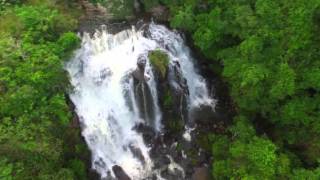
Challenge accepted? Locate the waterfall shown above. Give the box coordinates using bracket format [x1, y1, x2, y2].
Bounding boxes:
[66, 23, 214, 179]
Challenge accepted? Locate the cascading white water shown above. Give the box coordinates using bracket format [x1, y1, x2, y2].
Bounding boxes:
[66, 23, 214, 179]
[146, 24, 215, 108]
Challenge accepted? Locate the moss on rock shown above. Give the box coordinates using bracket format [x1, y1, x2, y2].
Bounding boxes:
[163, 89, 173, 108]
[148, 49, 169, 79]
[168, 118, 184, 133]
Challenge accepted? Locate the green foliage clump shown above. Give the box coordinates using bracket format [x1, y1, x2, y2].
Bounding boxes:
[163, 89, 173, 108]
[140, 0, 160, 11]
[211, 116, 280, 179]
[0, 158, 14, 180]
[0, 0, 23, 12]
[148, 49, 169, 79]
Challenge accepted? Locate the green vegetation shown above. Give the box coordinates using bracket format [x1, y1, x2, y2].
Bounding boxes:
[2, 0, 320, 179]
[166, 0, 320, 179]
[148, 49, 170, 79]
[0, 0, 88, 179]
[168, 118, 184, 134]
[140, 0, 161, 11]
[163, 89, 173, 108]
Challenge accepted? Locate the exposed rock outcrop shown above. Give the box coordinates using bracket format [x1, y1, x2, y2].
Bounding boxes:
[168, 60, 190, 123]
[192, 167, 211, 180]
[112, 165, 131, 180]
[132, 55, 156, 128]
[128, 143, 146, 165]
[78, 0, 131, 34]
[132, 55, 150, 82]
[148, 5, 170, 22]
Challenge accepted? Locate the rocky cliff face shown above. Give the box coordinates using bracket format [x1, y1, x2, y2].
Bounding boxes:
[78, 0, 169, 34]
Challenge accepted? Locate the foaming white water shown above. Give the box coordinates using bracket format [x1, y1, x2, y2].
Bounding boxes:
[66, 27, 158, 179]
[66, 23, 215, 179]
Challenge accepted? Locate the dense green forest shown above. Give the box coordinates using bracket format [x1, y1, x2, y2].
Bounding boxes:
[0, 0, 89, 179]
[1, 0, 320, 179]
[164, 0, 320, 179]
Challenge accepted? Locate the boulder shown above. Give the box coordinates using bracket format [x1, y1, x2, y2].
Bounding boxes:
[133, 123, 156, 145]
[112, 165, 131, 180]
[192, 167, 210, 180]
[168, 61, 189, 122]
[149, 5, 170, 22]
[132, 55, 156, 127]
[132, 55, 148, 82]
[134, 0, 143, 15]
[128, 143, 146, 164]
[189, 104, 217, 125]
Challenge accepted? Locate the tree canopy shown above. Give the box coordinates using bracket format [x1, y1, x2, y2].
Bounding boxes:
[166, 0, 320, 178]
[0, 1, 89, 179]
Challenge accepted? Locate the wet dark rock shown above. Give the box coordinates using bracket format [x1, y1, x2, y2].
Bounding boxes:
[197, 151, 209, 165]
[132, 55, 156, 127]
[103, 171, 116, 180]
[190, 104, 217, 125]
[132, 55, 148, 82]
[94, 158, 107, 169]
[168, 166, 185, 179]
[121, 54, 156, 129]
[112, 165, 131, 180]
[169, 144, 182, 161]
[152, 154, 171, 168]
[133, 123, 156, 145]
[168, 60, 189, 123]
[192, 167, 210, 180]
[186, 164, 195, 177]
[80, 0, 108, 17]
[128, 144, 146, 164]
[134, 0, 144, 15]
[148, 5, 170, 22]
[160, 168, 183, 180]
[78, 0, 140, 35]
[78, 0, 116, 34]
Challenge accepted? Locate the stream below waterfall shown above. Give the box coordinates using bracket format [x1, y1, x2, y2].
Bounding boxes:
[66, 22, 216, 180]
